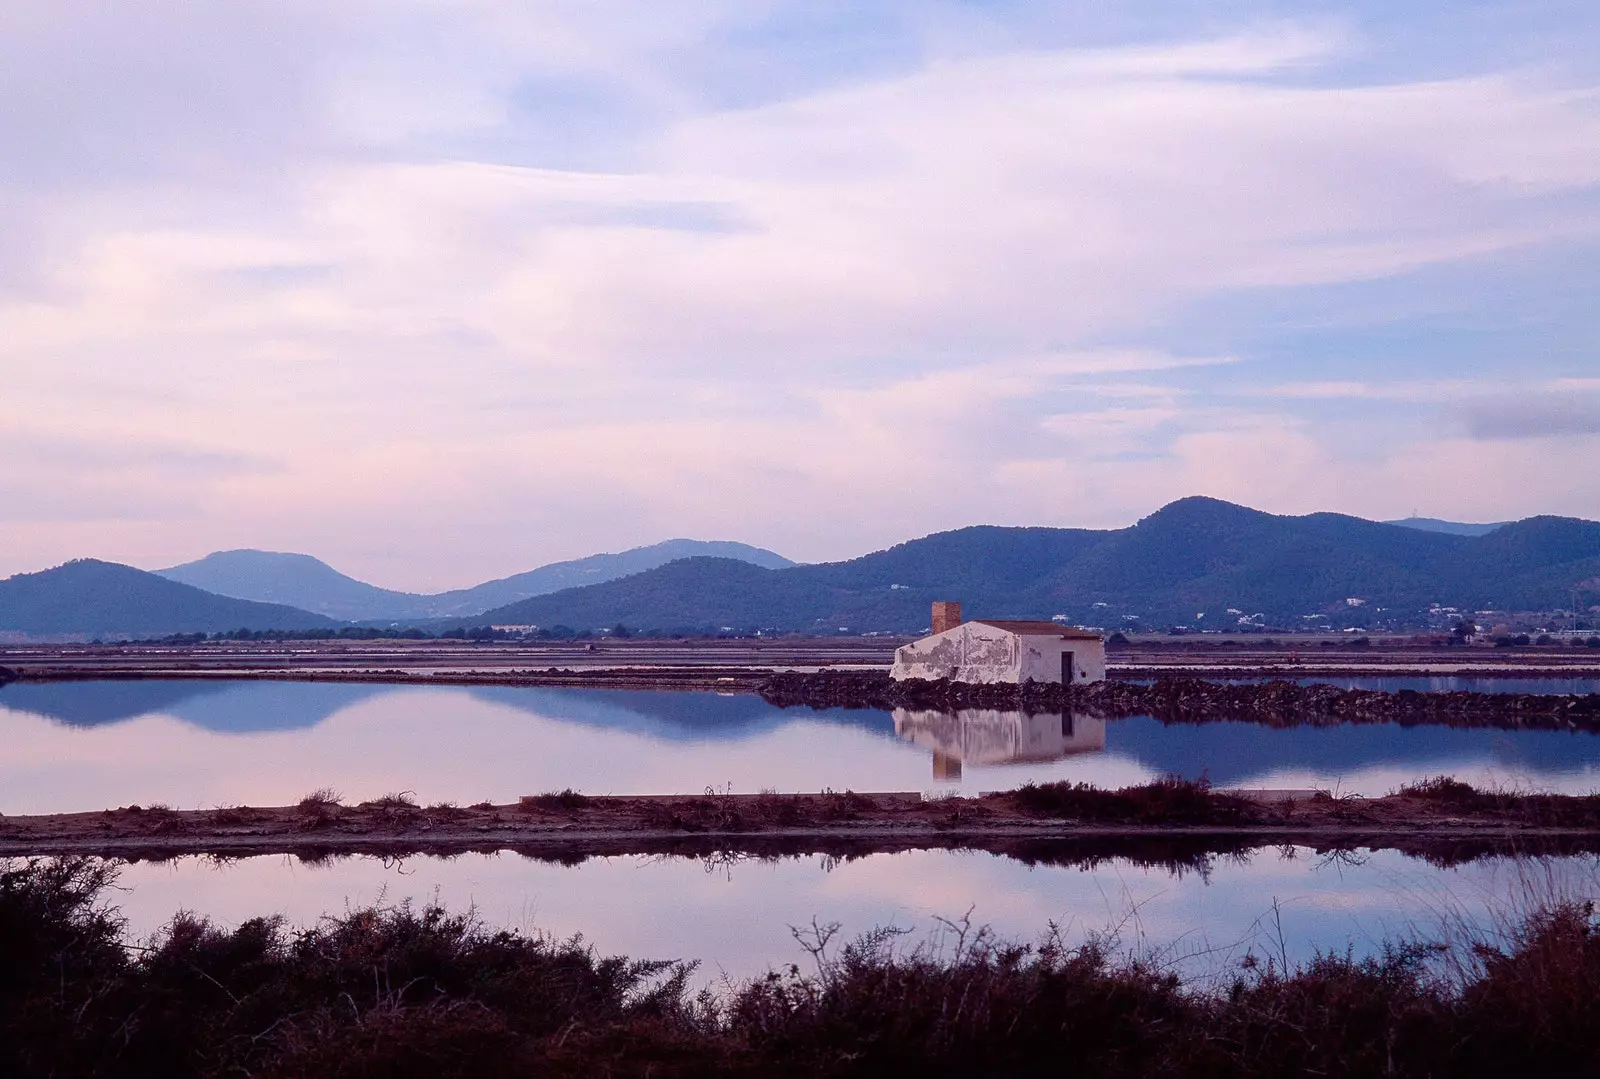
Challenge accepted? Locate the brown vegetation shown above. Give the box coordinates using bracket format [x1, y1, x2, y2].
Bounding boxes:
[1008, 776, 1259, 824]
[3, 857, 1599, 1076]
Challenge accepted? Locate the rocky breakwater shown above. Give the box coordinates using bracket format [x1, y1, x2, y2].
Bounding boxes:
[0, 665, 15, 687]
[758, 671, 1600, 732]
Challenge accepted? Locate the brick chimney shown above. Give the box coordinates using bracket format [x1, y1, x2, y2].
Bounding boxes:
[931, 601, 963, 635]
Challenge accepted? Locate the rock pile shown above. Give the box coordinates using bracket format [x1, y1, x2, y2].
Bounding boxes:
[757, 671, 1600, 732]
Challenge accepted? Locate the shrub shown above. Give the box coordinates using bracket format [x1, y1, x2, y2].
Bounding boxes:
[298, 788, 343, 809]
[1396, 776, 1481, 803]
[4, 860, 1600, 1076]
[361, 791, 419, 809]
[518, 790, 591, 812]
[1011, 777, 1257, 824]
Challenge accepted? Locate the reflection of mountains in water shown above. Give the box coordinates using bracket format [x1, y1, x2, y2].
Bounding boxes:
[4, 681, 1598, 788]
[0, 681, 392, 732]
[462, 686, 895, 742]
[894, 709, 1106, 779]
[0, 680, 894, 741]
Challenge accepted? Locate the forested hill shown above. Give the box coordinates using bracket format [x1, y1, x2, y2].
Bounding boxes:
[157, 550, 427, 622]
[418, 539, 795, 618]
[471, 498, 1600, 633]
[157, 539, 797, 621]
[0, 559, 342, 638]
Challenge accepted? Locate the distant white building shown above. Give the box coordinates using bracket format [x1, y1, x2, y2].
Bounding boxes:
[890, 602, 1106, 684]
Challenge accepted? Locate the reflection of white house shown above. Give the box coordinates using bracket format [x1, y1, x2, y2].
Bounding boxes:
[894, 709, 1106, 780]
[891, 602, 1105, 684]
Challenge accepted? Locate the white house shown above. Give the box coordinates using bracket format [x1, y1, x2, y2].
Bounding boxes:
[890, 602, 1105, 684]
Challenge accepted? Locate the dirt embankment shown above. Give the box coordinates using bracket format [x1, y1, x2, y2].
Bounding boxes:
[759, 671, 1600, 730]
[16, 665, 1589, 732]
[6, 780, 1600, 864]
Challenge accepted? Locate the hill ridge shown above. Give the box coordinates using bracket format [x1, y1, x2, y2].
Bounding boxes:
[469, 500, 1600, 634]
[157, 539, 796, 621]
[0, 559, 341, 639]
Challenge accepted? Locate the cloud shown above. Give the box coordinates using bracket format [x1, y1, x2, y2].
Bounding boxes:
[0, 429, 274, 527]
[1461, 392, 1600, 439]
[1, 8, 1598, 583]
[1243, 380, 1482, 400]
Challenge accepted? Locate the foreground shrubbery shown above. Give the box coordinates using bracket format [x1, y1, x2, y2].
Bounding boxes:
[3, 858, 1600, 1077]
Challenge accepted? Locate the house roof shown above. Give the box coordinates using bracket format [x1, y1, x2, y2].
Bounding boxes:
[970, 619, 1103, 639]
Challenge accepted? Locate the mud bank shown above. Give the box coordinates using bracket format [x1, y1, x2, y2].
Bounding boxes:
[5, 781, 1600, 863]
[759, 671, 1600, 730]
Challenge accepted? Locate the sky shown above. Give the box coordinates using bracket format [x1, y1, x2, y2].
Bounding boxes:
[2, 1, 1598, 592]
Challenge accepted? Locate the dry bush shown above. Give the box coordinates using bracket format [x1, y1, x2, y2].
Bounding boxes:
[208, 804, 255, 826]
[360, 791, 420, 810]
[1012, 776, 1259, 824]
[4, 859, 1600, 1076]
[517, 790, 591, 812]
[1396, 777, 1600, 827]
[298, 788, 343, 809]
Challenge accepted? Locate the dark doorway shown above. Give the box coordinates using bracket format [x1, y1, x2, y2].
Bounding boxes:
[1061, 652, 1075, 685]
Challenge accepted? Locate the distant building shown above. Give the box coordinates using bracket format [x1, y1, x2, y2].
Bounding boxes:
[890, 602, 1106, 684]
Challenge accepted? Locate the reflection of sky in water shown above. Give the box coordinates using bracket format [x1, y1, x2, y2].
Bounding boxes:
[1, 680, 1599, 814]
[111, 848, 1600, 986]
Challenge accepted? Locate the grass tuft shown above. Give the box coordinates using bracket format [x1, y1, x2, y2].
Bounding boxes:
[360, 791, 420, 810]
[518, 789, 591, 812]
[297, 787, 343, 809]
[1011, 776, 1257, 824]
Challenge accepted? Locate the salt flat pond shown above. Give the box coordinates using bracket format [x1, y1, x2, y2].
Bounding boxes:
[99, 846, 1600, 984]
[1128, 675, 1600, 695]
[3, 680, 1600, 814]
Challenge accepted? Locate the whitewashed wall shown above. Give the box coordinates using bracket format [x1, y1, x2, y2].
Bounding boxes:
[890, 623, 1105, 683]
[1018, 636, 1107, 684]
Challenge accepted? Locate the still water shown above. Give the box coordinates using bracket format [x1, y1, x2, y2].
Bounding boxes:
[107, 847, 1600, 984]
[3, 680, 1599, 813]
[1123, 675, 1600, 695]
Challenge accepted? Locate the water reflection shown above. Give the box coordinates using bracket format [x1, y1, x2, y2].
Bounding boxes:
[107, 847, 1600, 986]
[0, 680, 389, 731]
[1126, 675, 1600, 695]
[2, 680, 1599, 813]
[895, 709, 1105, 779]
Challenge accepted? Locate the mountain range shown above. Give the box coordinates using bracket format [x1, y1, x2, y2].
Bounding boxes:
[0, 559, 343, 639]
[3, 499, 1596, 638]
[1383, 516, 1510, 537]
[467, 498, 1600, 633]
[155, 539, 795, 621]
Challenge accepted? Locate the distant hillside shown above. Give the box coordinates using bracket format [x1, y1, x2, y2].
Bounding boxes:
[157, 551, 426, 621]
[155, 539, 796, 621]
[470, 498, 1600, 633]
[1385, 516, 1509, 537]
[0, 559, 341, 639]
[422, 539, 796, 618]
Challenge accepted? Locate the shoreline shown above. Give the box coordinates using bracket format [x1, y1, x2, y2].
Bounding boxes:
[6, 664, 1600, 728]
[7, 783, 1600, 864]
